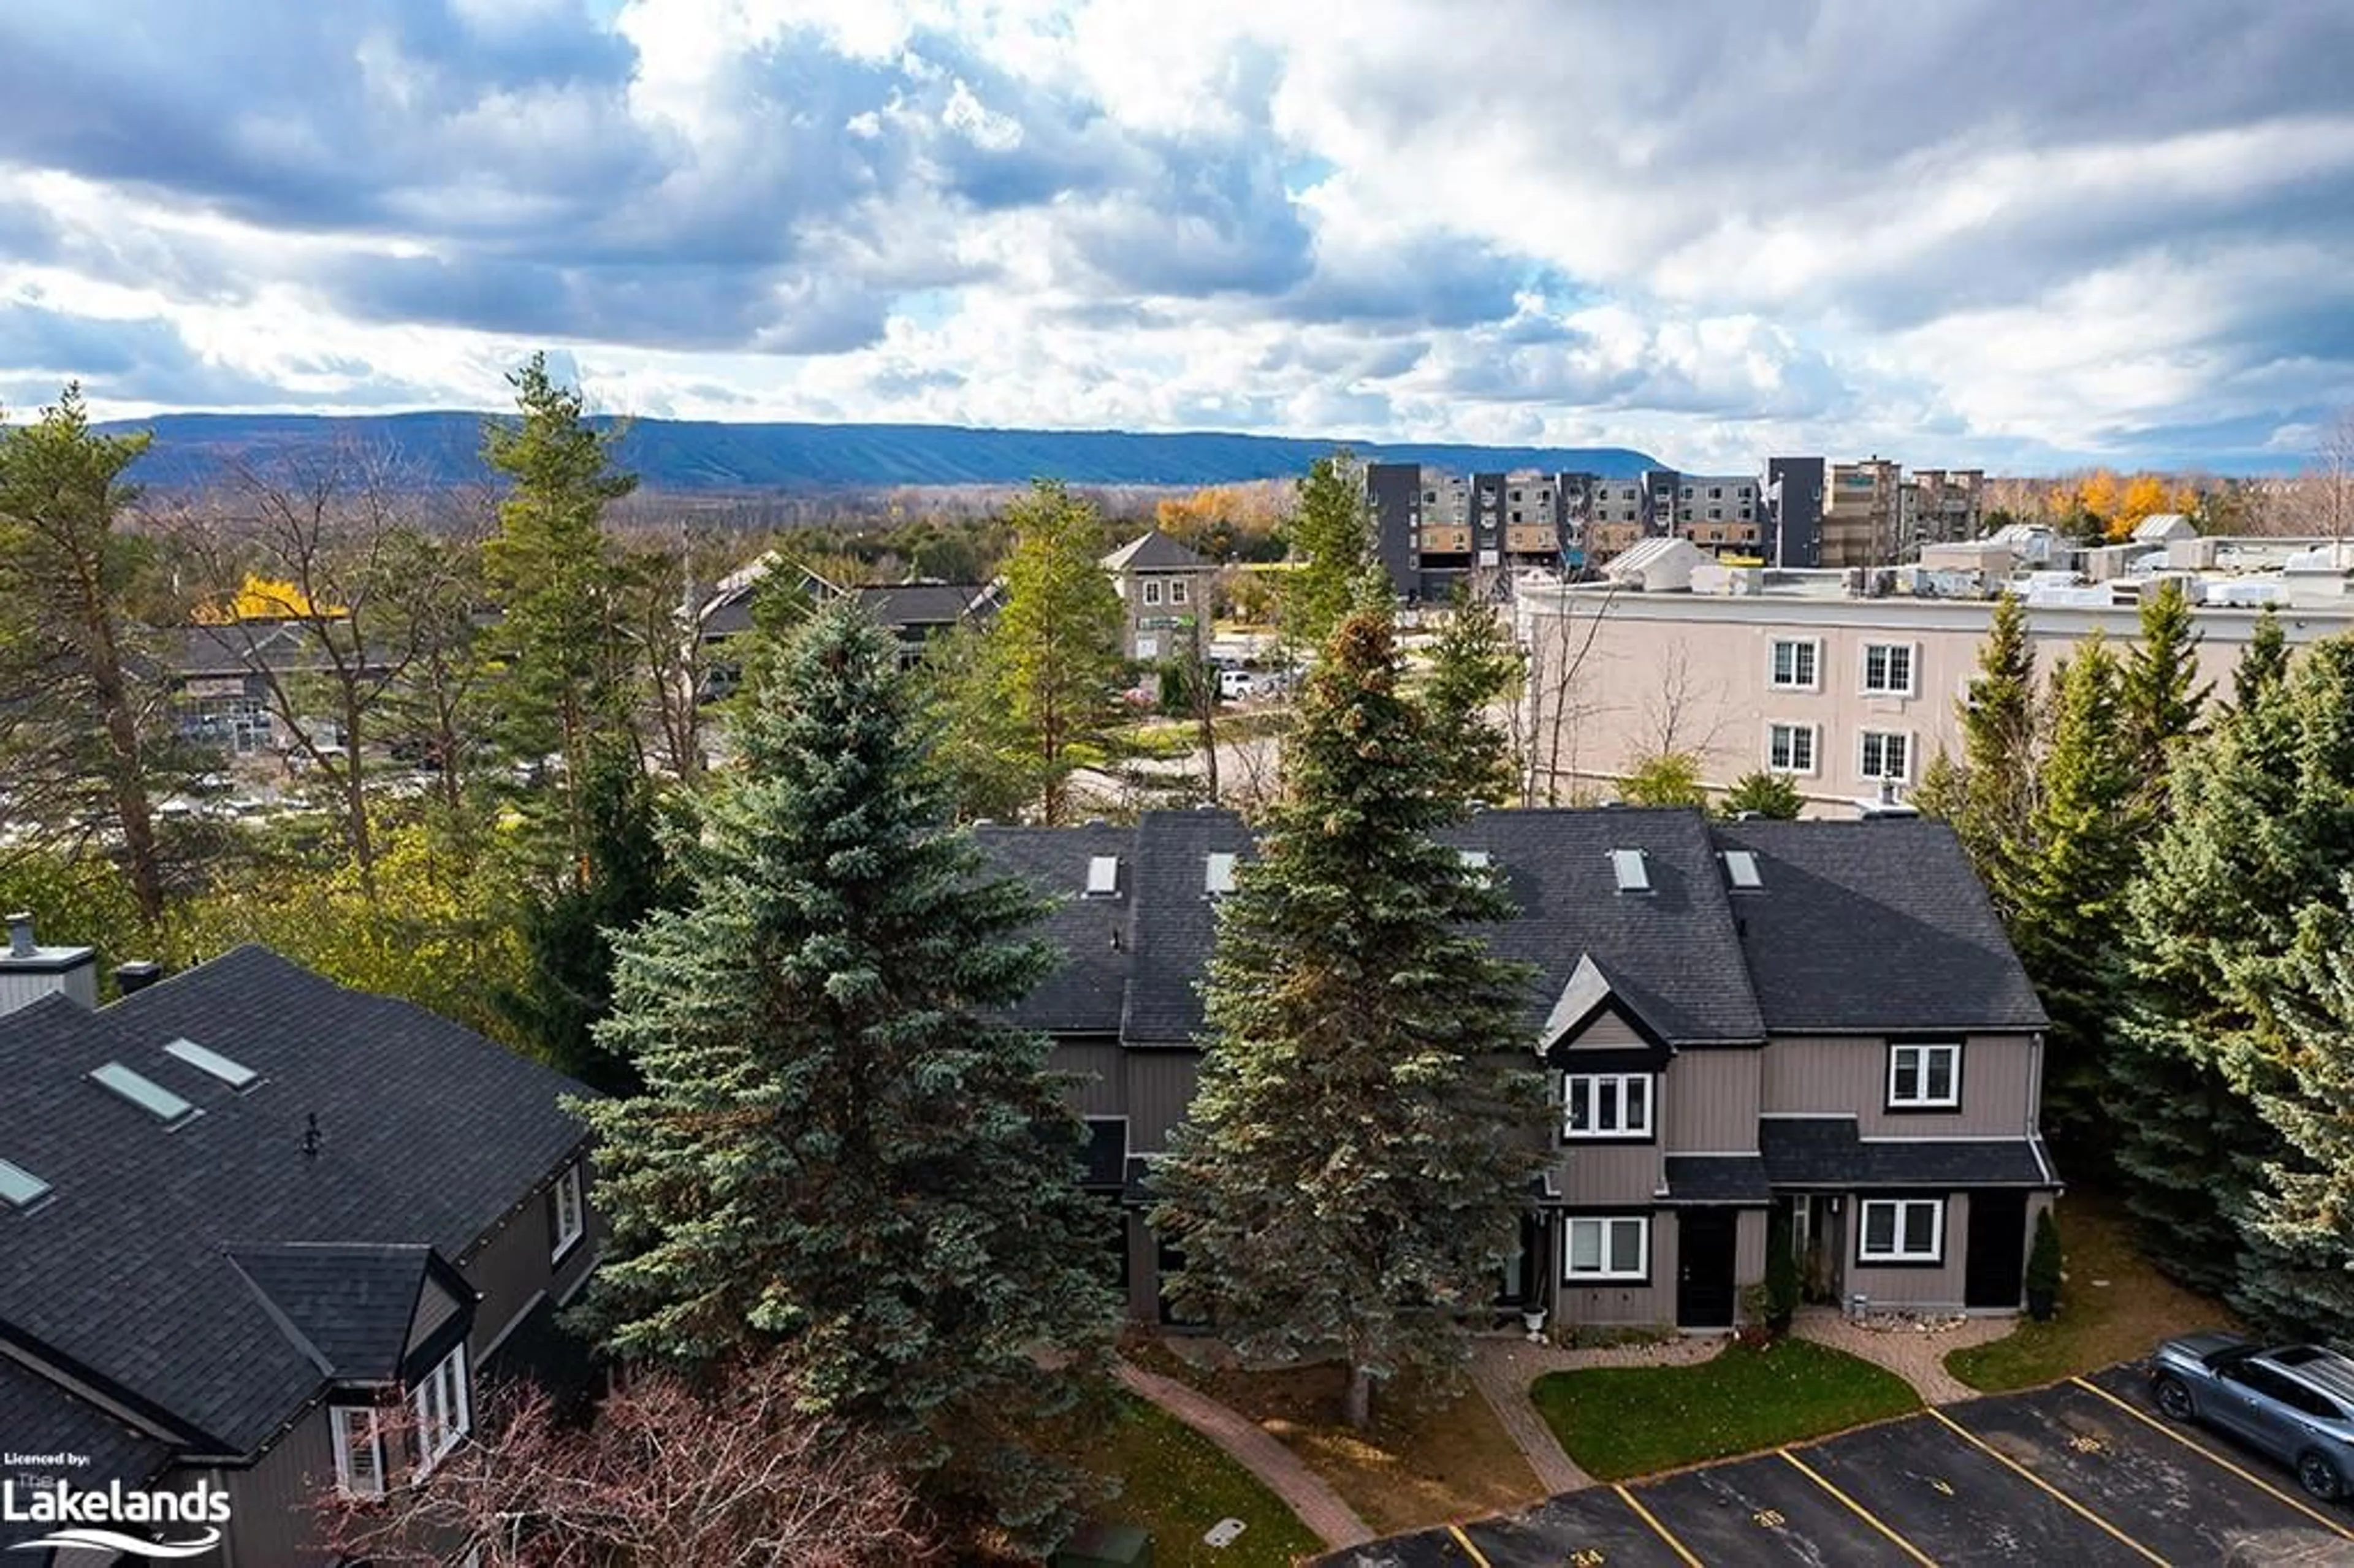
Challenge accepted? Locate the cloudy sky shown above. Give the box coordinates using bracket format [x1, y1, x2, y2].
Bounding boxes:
[1, 0, 2349, 473]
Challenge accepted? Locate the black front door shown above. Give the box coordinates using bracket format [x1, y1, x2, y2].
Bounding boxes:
[1677, 1208, 1739, 1328]
[1964, 1190, 2028, 1309]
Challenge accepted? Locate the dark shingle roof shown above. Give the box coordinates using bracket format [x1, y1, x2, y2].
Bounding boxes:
[0, 948, 590, 1456]
[1712, 820, 2048, 1033]
[1759, 1117, 2057, 1188]
[972, 823, 1136, 1035]
[0, 1356, 174, 1488]
[1119, 811, 1254, 1043]
[1102, 530, 1209, 573]
[1444, 810, 1766, 1045]
[852, 582, 993, 630]
[1664, 1155, 1772, 1204]
[225, 1244, 444, 1383]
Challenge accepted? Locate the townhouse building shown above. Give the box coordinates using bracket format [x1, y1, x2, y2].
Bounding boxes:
[1514, 538, 2354, 814]
[0, 933, 598, 1567]
[979, 807, 2057, 1332]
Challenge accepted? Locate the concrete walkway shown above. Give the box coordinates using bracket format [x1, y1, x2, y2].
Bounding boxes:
[1113, 1357, 1375, 1549]
[1788, 1305, 2015, 1404]
[1469, 1334, 1727, 1497]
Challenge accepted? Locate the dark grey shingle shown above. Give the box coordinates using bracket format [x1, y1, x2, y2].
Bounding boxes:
[0, 947, 591, 1456]
[1664, 1155, 1772, 1204]
[1712, 820, 2048, 1033]
[226, 1243, 434, 1383]
[1759, 1117, 2055, 1187]
[972, 823, 1135, 1036]
[0, 1356, 174, 1488]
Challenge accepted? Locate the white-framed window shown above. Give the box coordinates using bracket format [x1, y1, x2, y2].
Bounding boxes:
[1857, 1198, 1944, 1263]
[1769, 638, 1820, 691]
[551, 1163, 585, 1261]
[1766, 723, 1818, 775]
[1563, 1073, 1652, 1139]
[1565, 1216, 1650, 1281]
[1859, 730, 1911, 783]
[1169, 577, 1188, 606]
[1887, 1042, 1962, 1109]
[1861, 641, 1918, 696]
[412, 1342, 472, 1479]
[330, 1405, 385, 1499]
[1142, 579, 1163, 607]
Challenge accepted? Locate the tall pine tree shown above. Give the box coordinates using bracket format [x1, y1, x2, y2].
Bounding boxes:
[2230, 604, 2288, 714]
[1422, 582, 1523, 806]
[1284, 451, 1373, 650]
[987, 479, 1127, 824]
[577, 601, 1117, 1548]
[482, 352, 639, 885]
[1151, 582, 1545, 1431]
[1917, 592, 2039, 910]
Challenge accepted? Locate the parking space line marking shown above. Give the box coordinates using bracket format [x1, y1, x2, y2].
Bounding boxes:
[1612, 1483, 1704, 1567]
[2068, 1375, 2354, 1541]
[1444, 1523, 1493, 1567]
[1925, 1407, 2169, 1565]
[1777, 1447, 1940, 1567]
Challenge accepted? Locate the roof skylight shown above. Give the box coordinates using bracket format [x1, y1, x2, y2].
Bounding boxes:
[164, 1036, 259, 1090]
[1609, 848, 1651, 894]
[0, 1157, 51, 1211]
[1085, 855, 1121, 898]
[1722, 850, 1762, 890]
[90, 1062, 197, 1126]
[1205, 852, 1238, 897]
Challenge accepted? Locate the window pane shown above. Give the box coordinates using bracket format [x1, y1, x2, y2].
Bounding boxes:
[1624, 1076, 1647, 1132]
[1903, 1203, 1937, 1254]
[1596, 1079, 1619, 1130]
[1891, 646, 1911, 688]
[1608, 1220, 1643, 1274]
[1893, 1051, 1920, 1101]
[1925, 1051, 1953, 1100]
[1567, 1079, 1590, 1131]
[1570, 1222, 1601, 1273]
[1864, 1204, 1896, 1253]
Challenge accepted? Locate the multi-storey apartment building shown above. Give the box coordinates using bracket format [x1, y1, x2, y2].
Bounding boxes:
[981, 807, 2056, 1331]
[1764, 456, 1827, 568]
[1908, 469, 1989, 549]
[1514, 538, 2354, 813]
[1669, 473, 1761, 554]
[1821, 458, 1906, 568]
[1366, 463, 1594, 600]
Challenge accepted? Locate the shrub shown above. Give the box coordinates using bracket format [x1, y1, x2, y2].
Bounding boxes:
[1766, 1208, 1802, 1329]
[2026, 1209, 2064, 1307]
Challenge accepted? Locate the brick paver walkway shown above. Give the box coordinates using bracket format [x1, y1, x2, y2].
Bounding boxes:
[1113, 1357, 1375, 1548]
[1788, 1305, 2015, 1404]
[1470, 1333, 1727, 1496]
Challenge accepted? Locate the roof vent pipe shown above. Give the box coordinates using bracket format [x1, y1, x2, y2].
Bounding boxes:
[115, 961, 164, 995]
[6, 913, 33, 959]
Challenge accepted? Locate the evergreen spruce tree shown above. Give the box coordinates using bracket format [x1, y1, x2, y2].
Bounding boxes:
[2003, 633, 2136, 1155]
[1422, 583, 1522, 805]
[2230, 604, 2288, 713]
[2112, 637, 2354, 1318]
[497, 753, 677, 1095]
[2119, 578, 2209, 793]
[1150, 582, 1547, 1431]
[1919, 593, 2040, 909]
[1718, 769, 1805, 820]
[1284, 451, 1373, 649]
[577, 601, 1118, 1548]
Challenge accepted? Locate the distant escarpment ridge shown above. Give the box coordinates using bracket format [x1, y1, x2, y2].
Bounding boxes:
[98, 411, 1662, 491]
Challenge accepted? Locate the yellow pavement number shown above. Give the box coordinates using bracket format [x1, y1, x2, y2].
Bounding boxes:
[2068, 1433, 2107, 1455]
[1753, 1508, 1788, 1528]
[1929, 1477, 1955, 1496]
[1569, 1550, 1606, 1566]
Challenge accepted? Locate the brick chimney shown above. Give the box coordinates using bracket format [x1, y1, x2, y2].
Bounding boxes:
[0, 912, 99, 1015]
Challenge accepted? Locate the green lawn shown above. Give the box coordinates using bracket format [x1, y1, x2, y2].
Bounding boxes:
[1530, 1340, 1920, 1481]
[1070, 1393, 1321, 1568]
[1945, 1189, 2239, 1393]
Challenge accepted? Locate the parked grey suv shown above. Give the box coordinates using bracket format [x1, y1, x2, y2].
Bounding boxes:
[2150, 1333, 2354, 1501]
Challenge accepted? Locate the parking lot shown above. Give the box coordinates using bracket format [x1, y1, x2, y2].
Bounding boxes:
[1320, 1364, 2354, 1566]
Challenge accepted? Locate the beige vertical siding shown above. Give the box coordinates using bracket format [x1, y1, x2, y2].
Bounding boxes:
[1735, 1208, 1769, 1300]
[1666, 1051, 1762, 1151]
[194, 1404, 336, 1568]
[1561, 1010, 1648, 1051]
[1559, 1143, 1664, 1206]
[1051, 1041, 1126, 1116]
[1124, 1051, 1203, 1151]
[1762, 1035, 2038, 1136]
[1554, 1211, 1678, 1327]
[1846, 1191, 1970, 1311]
[405, 1273, 463, 1354]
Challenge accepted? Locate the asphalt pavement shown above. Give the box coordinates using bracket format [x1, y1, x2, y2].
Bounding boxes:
[1319, 1361, 2354, 1567]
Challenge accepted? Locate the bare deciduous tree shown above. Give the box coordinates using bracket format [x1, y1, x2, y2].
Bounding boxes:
[1636, 636, 1730, 763]
[1519, 580, 1620, 805]
[316, 1357, 937, 1568]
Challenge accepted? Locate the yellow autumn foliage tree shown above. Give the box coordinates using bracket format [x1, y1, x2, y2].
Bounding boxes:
[192, 573, 348, 623]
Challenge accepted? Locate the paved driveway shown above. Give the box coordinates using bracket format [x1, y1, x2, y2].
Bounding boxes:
[1319, 1362, 2354, 1567]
